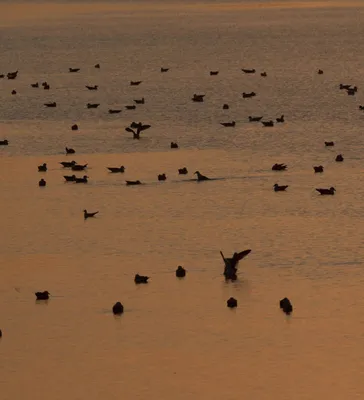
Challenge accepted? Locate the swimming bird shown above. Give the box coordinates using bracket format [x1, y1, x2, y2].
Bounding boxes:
[220, 249, 252, 281]
[272, 163, 287, 171]
[158, 173, 167, 181]
[134, 98, 145, 104]
[0, 74, 4, 78]
[280, 297, 293, 315]
[35, 291, 50, 300]
[241, 68, 256, 73]
[38, 179, 46, 187]
[87, 103, 100, 109]
[318, 69, 323, 74]
[249, 116, 263, 122]
[0, 139, 9, 145]
[109, 109, 122, 114]
[325, 141, 334, 146]
[71, 164, 87, 171]
[178, 167, 188, 175]
[11, 90, 17, 95]
[210, 71, 219, 75]
[84, 209, 99, 219]
[161, 67, 169, 72]
[192, 94, 205, 102]
[43, 83, 50, 90]
[220, 121, 235, 127]
[60, 160, 77, 168]
[276, 115, 285, 123]
[227, 297, 238, 308]
[273, 183, 288, 192]
[65, 147, 75, 154]
[170, 142, 178, 148]
[339, 84, 352, 90]
[313, 165, 324, 173]
[130, 81, 142, 86]
[64, 175, 76, 182]
[85, 85, 98, 90]
[134, 274, 149, 284]
[194, 171, 209, 181]
[175, 266, 186, 278]
[125, 105, 136, 110]
[262, 120, 274, 127]
[359, 105, 364, 110]
[126, 180, 142, 185]
[31, 82, 39, 88]
[335, 154, 344, 162]
[242, 92, 256, 98]
[38, 163, 47, 172]
[71, 124, 78, 131]
[112, 302, 124, 315]
[316, 187, 335, 195]
[44, 102, 56, 107]
[107, 166, 125, 173]
[7, 71, 18, 80]
[261, 71, 267, 77]
[94, 63, 100, 69]
[69, 68, 80, 73]
[223, 104, 229, 109]
[75, 175, 88, 183]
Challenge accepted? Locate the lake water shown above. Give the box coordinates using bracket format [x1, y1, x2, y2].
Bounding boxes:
[1, 1, 364, 399]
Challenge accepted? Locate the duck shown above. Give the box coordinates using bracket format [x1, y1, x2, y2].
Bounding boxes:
[222, 104, 229, 110]
[221, 249, 251, 281]
[85, 85, 98, 90]
[38, 179, 46, 187]
[339, 84, 351, 90]
[94, 63, 100, 69]
[272, 163, 287, 171]
[87, 103, 100, 109]
[38, 163, 47, 172]
[69, 67, 80, 73]
[178, 167, 188, 175]
[11, 90, 17, 95]
[31, 82, 39, 88]
[126, 180, 142, 185]
[125, 105, 136, 110]
[273, 183, 288, 192]
[65, 147, 75, 154]
[64, 175, 76, 182]
[170, 142, 179, 148]
[261, 71, 267, 77]
[112, 302, 124, 315]
[347, 88, 356, 96]
[158, 173, 167, 181]
[7, 71, 18, 80]
[125, 123, 151, 140]
[313, 165, 324, 173]
[227, 297, 238, 308]
[134, 98, 145, 105]
[35, 291, 50, 300]
[0, 139, 9, 145]
[316, 187, 335, 195]
[44, 102, 56, 107]
[0, 74, 4, 78]
[107, 166, 125, 173]
[194, 171, 209, 181]
[84, 209, 98, 219]
[318, 69, 324, 74]
[262, 120, 274, 127]
[71, 163, 87, 171]
[108, 109, 122, 114]
[134, 274, 149, 284]
[210, 71, 219, 75]
[280, 297, 293, 315]
[161, 67, 169, 72]
[60, 161, 77, 168]
[220, 121, 235, 127]
[325, 141, 334, 146]
[71, 124, 78, 131]
[248, 116, 263, 122]
[359, 105, 364, 110]
[242, 92, 256, 98]
[241, 68, 256, 73]
[175, 266, 186, 278]
[130, 81, 142, 86]
[276, 115, 285, 123]
[192, 94, 205, 102]
[335, 154, 344, 162]
[75, 175, 88, 183]
[43, 83, 50, 90]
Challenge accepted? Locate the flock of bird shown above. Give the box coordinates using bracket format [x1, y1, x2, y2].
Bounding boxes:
[0, 63, 360, 337]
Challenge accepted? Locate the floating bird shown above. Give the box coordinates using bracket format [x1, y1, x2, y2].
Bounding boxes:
[7, 71, 18, 80]
[178, 167, 188, 175]
[84, 209, 98, 219]
[313, 165, 324, 173]
[134, 274, 149, 284]
[75, 175, 88, 183]
[359, 105, 364, 110]
[227, 297, 238, 308]
[273, 183, 288, 192]
[176, 266, 186, 278]
[242, 92, 256, 98]
[69, 68, 80, 73]
[38, 163, 47, 172]
[125, 105, 136, 110]
[335, 154, 344, 162]
[71, 163, 87, 171]
[194, 171, 209, 181]
[325, 141, 334, 146]
[0, 74, 4, 78]
[262, 120, 274, 127]
[272, 163, 287, 171]
[65, 147, 75, 154]
[64, 175, 76, 182]
[280, 297, 293, 315]
[220, 249, 251, 281]
[134, 98, 145, 105]
[192, 94, 205, 102]
[161, 67, 169, 73]
[130, 81, 142, 86]
[11, 90, 17, 95]
[0, 139, 9, 145]
[316, 187, 336, 195]
[109, 109, 122, 114]
[107, 166, 125, 173]
[158, 173, 167, 181]
[112, 302, 124, 315]
[261, 71, 267, 77]
[339, 84, 352, 90]
[35, 291, 50, 300]
[220, 121, 235, 127]
[170, 142, 178, 148]
[210, 71, 219, 75]
[94, 63, 100, 69]
[87, 103, 100, 109]
[38, 179, 46, 187]
[242, 68, 256, 73]
[60, 160, 77, 168]
[44, 102, 56, 107]
[126, 180, 142, 185]
[249, 116, 263, 122]
[318, 69, 323, 74]
[276, 115, 285, 123]
[43, 83, 50, 90]
[71, 124, 78, 131]
[223, 104, 229, 109]
[85, 85, 98, 90]
[31, 82, 39, 88]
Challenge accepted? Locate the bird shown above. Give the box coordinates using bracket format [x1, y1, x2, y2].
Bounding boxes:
[64, 175, 76, 182]
[241, 68, 256, 73]
[316, 187, 336, 195]
[227, 297, 238, 308]
[31, 82, 39, 88]
[313, 165, 324, 173]
[38, 163, 47, 172]
[75, 175, 88, 183]
[0, 139, 9, 145]
[60, 161, 77, 168]
[65, 147, 76, 154]
[134, 274, 149, 284]
[175, 266, 186, 278]
[126, 180, 142, 185]
[158, 173, 167, 181]
[130, 81, 142, 86]
[194, 171, 209, 181]
[161, 67, 169, 73]
[125, 123, 151, 139]
[248, 116, 263, 122]
[44, 102, 56, 107]
[71, 124, 78, 131]
[109, 109, 122, 114]
[262, 120, 274, 127]
[178, 167, 188, 175]
[210, 71, 219, 75]
[134, 98, 145, 104]
[107, 166, 125, 173]
[170, 142, 178, 148]
[85, 85, 98, 90]
[325, 141, 334, 146]
[69, 68, 80, 73]
[192, 94, 205, 102]
[272, 163, 287, 171]
[276, 115, 285, 123]
[87, 103, 100, 109]
[220, 121, 235, 127]
[35, 291, 50, 300]
[125, 105, 136, 110]
[112, 302, 124, 315]
[280, 297, 293, 314]
[71, 164, 87, 171]
[335, 154, 344, 162]
[318, 69, 323, 74]
[273, 183, 288, 192]
[38, 179, 46, 187]
[84, 209, 99, 219]
[220, 249, 251, 281]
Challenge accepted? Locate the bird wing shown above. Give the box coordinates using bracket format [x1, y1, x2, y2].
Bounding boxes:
[139, 124, 151, 132]
[236, 249, 252, 261]
[125, 127, 135, 133]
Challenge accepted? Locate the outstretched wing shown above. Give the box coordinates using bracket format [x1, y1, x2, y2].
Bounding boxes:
[139, 124, 151, 132]
[236, 249, 252, 261]
[125, 127, 135, 133]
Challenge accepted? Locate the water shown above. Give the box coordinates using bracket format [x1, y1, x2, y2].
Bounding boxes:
[1, 1, 364, 399]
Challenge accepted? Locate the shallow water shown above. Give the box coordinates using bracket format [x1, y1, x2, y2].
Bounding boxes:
[1, 1, 364, 399]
